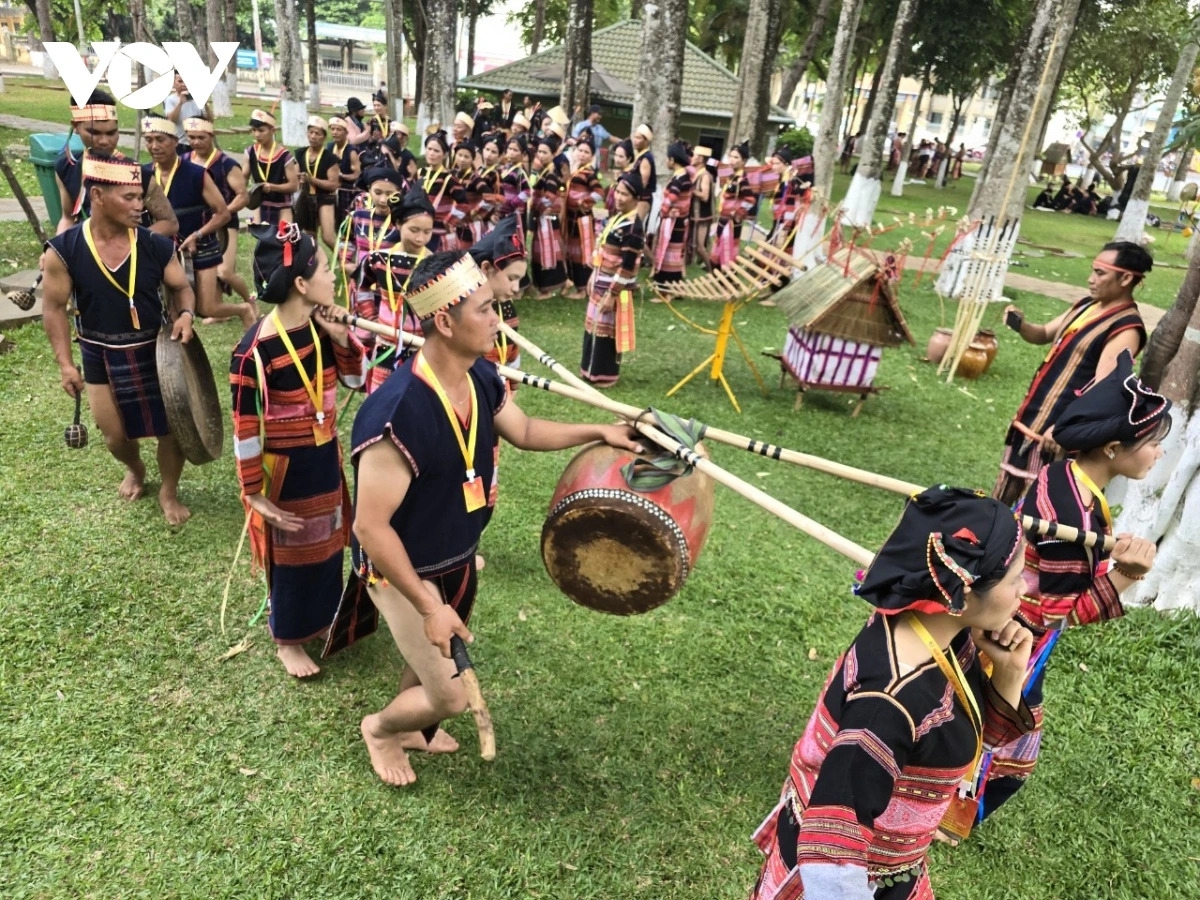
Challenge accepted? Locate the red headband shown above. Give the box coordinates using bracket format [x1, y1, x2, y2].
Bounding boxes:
[1093, 259, 1141, 277]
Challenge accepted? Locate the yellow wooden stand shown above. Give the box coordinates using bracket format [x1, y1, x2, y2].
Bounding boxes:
[666, 299, 768, 412]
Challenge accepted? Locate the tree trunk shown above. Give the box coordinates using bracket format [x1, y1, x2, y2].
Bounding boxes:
[273, 0, 308, 144]
[1141, 228, 1200, 390]
[531, 0, 547, 55]
[841, 0, 918, 228]
[1115, 41, 1200, 243]
[304, 0, 320, 107]
[630, 0, 687, 164]
[417, 0, 456, 135]
[560, 0, 594, 118]
[814, 0, 864, 199]
[176, 0, 197, 45]
[776, 0, 835, 109]
[206, 0, 233, 116]
[223, 0, 238, 114]
[752, 0, 784, 158]
[467, 2, 477, 77]
[856, 62, 886, 146]
[1167, 146, 1194, 202]
[385, 0, 406, 118]
[1110, 240, 1200, 610]
[935, 94, 967, 188]
[891, 64, 929, 197]
[729, 0, 771, 152]
[939, 0, 1082, 300]
[629, 0, 645, 16]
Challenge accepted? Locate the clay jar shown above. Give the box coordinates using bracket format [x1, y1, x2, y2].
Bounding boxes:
[955, 342, 991, 379]
[974, 329, 999, 366]
[926, 327, 954, 364]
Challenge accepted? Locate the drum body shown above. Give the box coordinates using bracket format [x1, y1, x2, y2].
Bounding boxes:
[541, 442, 714, 615]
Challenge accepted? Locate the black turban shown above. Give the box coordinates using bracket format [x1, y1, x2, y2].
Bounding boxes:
[615, 138, 634, 162]
[733, 140, 751, 160]
[389, 183, 436, 222]
[538, 134, 561, 154]
[855, 486, 1021, 616]
[468, 213, 525, 267]
[772, 146, 794, 165]
[1054, 350, 1172, 452]
[364, 166, 404, 189]
[617, 169, 643, 197]
[667, 141, 691, 167]
[250, 221, 319, 305]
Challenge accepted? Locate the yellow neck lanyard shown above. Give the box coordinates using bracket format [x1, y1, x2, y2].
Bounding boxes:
[1047, 302, 1121, 361]
[415, 351, 481, 492]
[200, 148, 220, 170]
[305, 147, 323, 192]
[368, 213, 393, 253]
[270, 309, 325, 424]
[1070, 460, 1112, 529]
[374, 114, 389, 134]
[383, 246, 428, 314]
[83, 221, 140, 330]
[598, 211, 632, 247]
[332, 141, 347, 159]
[906, 614, 983, 774]
[423, 166, 445, 193]
[155, 159, 179, 197]
[255, 141, 276, 183]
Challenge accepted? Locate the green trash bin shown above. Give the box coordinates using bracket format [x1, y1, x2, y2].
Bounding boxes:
[29, 132, 84, 226]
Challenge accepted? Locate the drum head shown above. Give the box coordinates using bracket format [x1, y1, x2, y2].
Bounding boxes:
[156, 325, 224, 464]
[541, 489, 690, 616]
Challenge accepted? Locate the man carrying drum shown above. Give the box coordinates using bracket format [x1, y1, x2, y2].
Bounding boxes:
[41, 156, 197, 524]
[348, 249, 641, 787]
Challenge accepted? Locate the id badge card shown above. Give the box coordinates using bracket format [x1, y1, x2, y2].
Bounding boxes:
[463, 477, 487, 512]
[938, 793, 979, 842]
[313, 419, 334, 446]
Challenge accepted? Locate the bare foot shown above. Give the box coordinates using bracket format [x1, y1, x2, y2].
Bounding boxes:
[158, 487, 191, 525]
[240, 303, 258, 330]
[118, 463, 146, 501]
[361, 714, 417, 786]
[277, 643, 321, 678]
[475, 554, 486, 572]
[933, 828, 960, 847]
[399, 728, 460, 754]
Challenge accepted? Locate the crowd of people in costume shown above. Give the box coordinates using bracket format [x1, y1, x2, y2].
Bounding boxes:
[40, 79, 1172, 900]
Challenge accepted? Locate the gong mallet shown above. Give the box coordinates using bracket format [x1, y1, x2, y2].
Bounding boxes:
[333, 311, 876, 567]
[450, 635, 496, 761]
[496, 322, 924, 498]
[64, 370, 89, 449]
[1021, 516, 1116, 552]
[7, 272, 42, 312]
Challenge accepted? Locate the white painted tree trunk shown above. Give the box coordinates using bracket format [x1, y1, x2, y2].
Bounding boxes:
[1116, 40, 1200, 243]
[206, 0, 234, 117]
[891, 74, 927, 198]
[34, 0, 56, 78]
[813, 0, 863, 201]
[273, 0, 308, 145]
[631, 0, 687, 162]
[560, 0, 594, 118]
[1167, 148, 1193, 202]
[417, 0, 457, 136]
[840, 0, 918, 228]
[937, 0, 1080, 298]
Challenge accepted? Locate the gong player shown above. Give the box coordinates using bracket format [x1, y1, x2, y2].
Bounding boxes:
[349, 249, 641, 787]
[41, 155, 197, 525]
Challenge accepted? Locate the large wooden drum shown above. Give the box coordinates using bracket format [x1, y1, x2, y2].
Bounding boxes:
[541, 442, 715, 615]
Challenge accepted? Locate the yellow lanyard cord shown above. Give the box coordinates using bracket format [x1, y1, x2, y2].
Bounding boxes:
[368, 213, 393, 253]
[200, 148, 219, 170]
[906, 614, 983, 775]
[255, 142, 276, 184]
[1069, 460, 1112, 530]
[155, 159, 179, 197]
[305, 147, 323, 191]
[270, 309, 325, 423]
[423, 166, 445, 194]
[415, 351, 478, 481]
[598, 211, 632, 248]
[382, 246, 428, 315]
[83, 221, 139, 330]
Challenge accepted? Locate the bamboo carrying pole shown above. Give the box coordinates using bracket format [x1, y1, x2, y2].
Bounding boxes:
[337, 312, 877, 566]
[496, 322, 925, 497]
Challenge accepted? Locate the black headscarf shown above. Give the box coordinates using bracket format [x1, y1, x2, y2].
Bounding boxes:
[617, 169, 644, 197]
[425, 130, 451, 157]
[468, 213, 525, 268]
[855, 485, 1021, 616]
[250, 221, 320, 305]
[615, 138, 634, 166]
[1054, 350, 1172, 452]
[389, 182, 436, 222]
[364, 166, 404, 190]
[537, 134, 561, 155]
[733, 140, 751, 161]
[772, 146, 794, 165]
[667, 141, 690, 168]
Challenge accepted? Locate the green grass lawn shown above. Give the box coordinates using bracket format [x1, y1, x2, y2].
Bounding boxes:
[1, 219, 1199, 897]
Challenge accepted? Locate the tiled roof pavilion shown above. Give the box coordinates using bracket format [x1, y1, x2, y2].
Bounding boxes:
[460, 20, 792, 124]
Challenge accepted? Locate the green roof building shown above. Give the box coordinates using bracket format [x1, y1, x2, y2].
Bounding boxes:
[459, 20, 792, 159]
